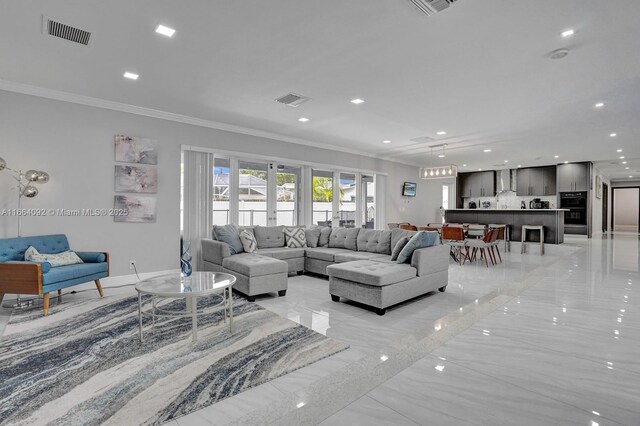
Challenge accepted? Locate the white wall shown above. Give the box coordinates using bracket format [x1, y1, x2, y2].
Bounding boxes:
[416, 178, 456, 224]
[0, 90, 426, 275]
[591, 166, 611, 235]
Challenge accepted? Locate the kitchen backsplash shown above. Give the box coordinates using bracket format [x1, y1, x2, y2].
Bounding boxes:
[461, 192, 557, 209]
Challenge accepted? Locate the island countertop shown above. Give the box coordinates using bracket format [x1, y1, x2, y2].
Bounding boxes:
[444, 209, 566, 244]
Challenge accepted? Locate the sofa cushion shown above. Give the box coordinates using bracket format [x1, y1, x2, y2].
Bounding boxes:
[397, 231, 440, 264]
[334, 252, 388, 263]
[239, 230, 257, 253]
[284, 227, 307, 248]
[222, 254, 287, 277]
[357, 230, 392, 254]
[391, 228, 418, 250]
[253, 226, 285, 248]
[42, 262, 108, 285]
[304, 247, 352, 262]
[256, 247, 305, 260]
[327, 260, 417, 287]
[328, 228, 360, 250]
[318, 227, 332, 247]
[391, 236, 411, 261]
[213, 224, 243, 255]
[304, 227, 322, 248]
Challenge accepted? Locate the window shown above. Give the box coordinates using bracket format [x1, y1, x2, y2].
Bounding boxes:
[312, 169, 333, 226]
[362, 175, 375, 229]
[276, 165, 301, 226]
[213, 157, 230, 225]
[339, 173, 356, 228]
[238, 161, 268, 226]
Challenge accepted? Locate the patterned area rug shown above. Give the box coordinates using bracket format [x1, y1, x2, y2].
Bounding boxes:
[0, 294, 348, 425]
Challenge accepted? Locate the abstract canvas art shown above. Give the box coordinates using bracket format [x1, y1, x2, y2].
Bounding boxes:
[114, 195, 157, 223]
[114, 165, 158, 193]
[115, 135, 158, 165]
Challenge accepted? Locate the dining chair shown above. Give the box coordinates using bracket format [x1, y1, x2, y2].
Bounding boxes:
[441, 226, 468, 265]
[467, 224, 488, 239]
[490, 226, 504, 263]
[466, 229, 496, 267]
[399, 224, 418, 231]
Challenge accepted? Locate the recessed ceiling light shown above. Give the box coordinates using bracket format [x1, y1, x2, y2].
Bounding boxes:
[462, 164, 467, 167]
[617, 149, 623, 152]
[564, 161, 569, 164]
[436, 131, 447, 136]
[625, 167, 630, 170]
[622, 161, 628, 164]
[561, 29, 575, 38]
[620, 156, 625, 159]
[610, 133, 617, 137]
[483, 149, 491, 153]
[517, 164, 522, 167]
[438, 154, 445, 158]
[350, 98, 365, 104]
[554, 155, 559, 158]
[382, 140, 391, 144]
[123, 72, 139, 80]
[298, 117, 309, 122]
[630, 176, 634, 178]
[155, 24, 176, 37]
[594, 102, 604, 108]
[478, 168, 483, 171]
[504, 160, 509, 163]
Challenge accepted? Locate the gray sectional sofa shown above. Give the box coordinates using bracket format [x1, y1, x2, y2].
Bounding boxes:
[201, 226, 449, 315]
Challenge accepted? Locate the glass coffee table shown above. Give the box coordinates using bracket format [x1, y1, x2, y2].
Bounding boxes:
[135, 271, 236, 343]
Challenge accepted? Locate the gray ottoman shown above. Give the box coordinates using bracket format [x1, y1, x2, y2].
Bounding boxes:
[222, 254, 288, 301]
[327, 260, 444, 315]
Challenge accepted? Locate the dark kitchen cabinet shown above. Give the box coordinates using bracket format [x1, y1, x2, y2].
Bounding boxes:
[517, 166, 556, 196]
[459, 171, 496, 197]
[557, 162, 589, 192]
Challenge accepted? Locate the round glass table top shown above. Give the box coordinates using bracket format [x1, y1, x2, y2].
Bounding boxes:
[135, 271, 236, 297]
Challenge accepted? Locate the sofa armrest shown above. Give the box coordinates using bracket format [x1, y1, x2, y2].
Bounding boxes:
[201, 239, 231, 265]
[4, 260, 52, 273]
[411, 244, 449, 276]
[75, 251, 107, 263]
[0, 262, 43, 295]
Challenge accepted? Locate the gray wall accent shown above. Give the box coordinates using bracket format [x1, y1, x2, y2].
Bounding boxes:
[0, 90, 428, 276]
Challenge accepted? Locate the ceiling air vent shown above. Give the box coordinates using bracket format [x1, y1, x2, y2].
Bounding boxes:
[42, 16, 92, 46]
[409, 0, 458, 16]
[275, 93, 311, 108]
[410, 136, 435, 144]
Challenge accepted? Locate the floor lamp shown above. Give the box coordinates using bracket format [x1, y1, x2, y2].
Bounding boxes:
[0, 156, 50, 307]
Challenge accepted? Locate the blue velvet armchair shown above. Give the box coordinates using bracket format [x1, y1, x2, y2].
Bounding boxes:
[0, 234, 109, 315]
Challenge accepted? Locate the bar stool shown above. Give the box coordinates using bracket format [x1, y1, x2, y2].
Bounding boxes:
[521, 225, 544, 255]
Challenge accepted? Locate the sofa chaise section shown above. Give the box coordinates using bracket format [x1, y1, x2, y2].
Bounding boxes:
[327, 244, 449, 315]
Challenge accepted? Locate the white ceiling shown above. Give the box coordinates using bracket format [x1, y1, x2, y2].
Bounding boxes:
[1, 0, 639, 180]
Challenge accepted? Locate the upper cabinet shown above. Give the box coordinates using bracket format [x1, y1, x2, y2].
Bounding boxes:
[557, 162, 590, 192]
[516, 166, 556, 196]
[459, 171, 496, 197]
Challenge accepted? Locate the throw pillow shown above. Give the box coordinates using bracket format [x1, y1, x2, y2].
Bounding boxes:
[396, 231, 439, 264]
[213, 224, 244, 255]
[318, 226, 332, 247]
[284, 227, 307, 248]
[24, 246, 84, 267]
[304, 227, 322, 248]
[239, 229, 257, 253]
[390, 236, 411, 261]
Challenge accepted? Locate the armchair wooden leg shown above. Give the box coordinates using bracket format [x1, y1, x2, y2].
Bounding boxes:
[95, 279, 104, 297]
[43, 293, 50, 316]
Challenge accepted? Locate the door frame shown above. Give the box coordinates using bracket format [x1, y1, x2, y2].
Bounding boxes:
[602, 182, 609, 232]
[611, 186, 640, 232]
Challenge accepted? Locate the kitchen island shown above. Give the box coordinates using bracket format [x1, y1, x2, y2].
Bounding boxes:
[444, 209, 567, 244]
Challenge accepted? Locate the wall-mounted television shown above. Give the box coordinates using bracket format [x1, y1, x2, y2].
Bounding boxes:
[402, 181, 416, 197]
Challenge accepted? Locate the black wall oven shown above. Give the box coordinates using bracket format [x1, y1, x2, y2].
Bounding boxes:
[560, 192, 588, 233]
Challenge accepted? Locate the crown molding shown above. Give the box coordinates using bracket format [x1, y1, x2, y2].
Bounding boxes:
[0, 79, 422, 168]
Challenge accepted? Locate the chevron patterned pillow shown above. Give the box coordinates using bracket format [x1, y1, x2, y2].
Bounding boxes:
[284, 227, 307, 248]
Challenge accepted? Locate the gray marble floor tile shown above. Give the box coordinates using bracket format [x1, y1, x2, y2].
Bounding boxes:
[318, 395, 419, 426]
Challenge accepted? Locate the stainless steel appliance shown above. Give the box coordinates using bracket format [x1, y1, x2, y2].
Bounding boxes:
[529, 199, 550, 209]
[560, 191, 587, 234]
